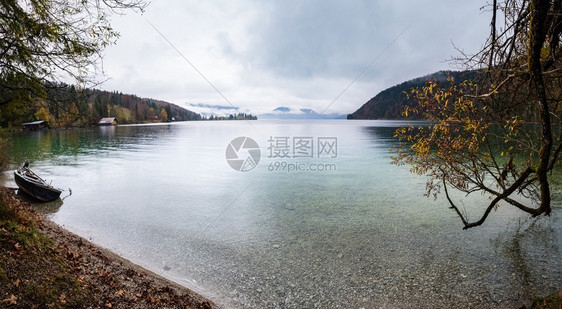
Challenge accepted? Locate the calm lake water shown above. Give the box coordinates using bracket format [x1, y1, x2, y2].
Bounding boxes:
[2, 120, 561, 308]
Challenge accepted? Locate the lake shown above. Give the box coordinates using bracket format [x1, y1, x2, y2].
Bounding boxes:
[2, 120, 561, 308]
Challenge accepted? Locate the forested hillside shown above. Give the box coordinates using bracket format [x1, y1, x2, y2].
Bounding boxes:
[0, 83, 201, 127]
[348, 70, 479, 119]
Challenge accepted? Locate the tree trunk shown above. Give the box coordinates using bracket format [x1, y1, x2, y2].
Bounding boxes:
[528, 0, 552, 215]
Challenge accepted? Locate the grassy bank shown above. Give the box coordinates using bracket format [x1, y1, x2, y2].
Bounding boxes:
[1, 188, 92, 307]
[0, 187, 216, 308]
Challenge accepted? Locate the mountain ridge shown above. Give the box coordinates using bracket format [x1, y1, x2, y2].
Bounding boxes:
[0, 83, 202, 127]
[348, 70, 480, 120]
[259, 106, 346, 119]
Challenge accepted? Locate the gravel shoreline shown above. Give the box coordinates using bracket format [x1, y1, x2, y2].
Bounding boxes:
[1, 187, 218, 309]
[3, 187, 560, 308]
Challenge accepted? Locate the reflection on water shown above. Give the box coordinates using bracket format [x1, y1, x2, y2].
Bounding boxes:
[16, 190, 64, 215]
[493, 217, 560, 298]
[8, 125, 177, 168]
[2, 120, 561, 308]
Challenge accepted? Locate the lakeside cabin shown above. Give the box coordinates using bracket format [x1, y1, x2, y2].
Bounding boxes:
[99, 117, 117, 126]
[22, 120, 49, 130]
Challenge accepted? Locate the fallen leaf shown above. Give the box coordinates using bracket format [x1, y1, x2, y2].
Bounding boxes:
[118, 290, 124, 297]
[2, 294, 17, 305]
[14, 279, 20, 287]
[105, 302, 112, 308]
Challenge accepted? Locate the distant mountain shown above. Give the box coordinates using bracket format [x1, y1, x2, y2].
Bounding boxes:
[81, 88, 202, 124]
[273, 107, 291, 112]
[260, 107, 346, 119]
[348, 70, 480, 120]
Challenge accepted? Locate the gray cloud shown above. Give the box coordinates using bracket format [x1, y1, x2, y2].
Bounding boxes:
[239, 0, 490, 83]
[246, 0, 389, 79]
[99, 0, 492, 115]
[188, 103, 238, 110]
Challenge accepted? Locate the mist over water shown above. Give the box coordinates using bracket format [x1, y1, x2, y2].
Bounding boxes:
[4, 120, 561, 308]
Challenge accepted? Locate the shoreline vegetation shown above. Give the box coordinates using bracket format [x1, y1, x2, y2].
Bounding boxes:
[1, 187, 561, 308]
[0, 83, 258, 130]
[0, 187, 217, 309]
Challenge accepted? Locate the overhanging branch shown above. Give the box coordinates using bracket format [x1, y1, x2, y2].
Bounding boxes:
[444, 167, 537, 229]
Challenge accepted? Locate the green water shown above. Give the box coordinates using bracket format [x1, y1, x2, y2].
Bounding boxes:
[3, 120, 561, 308]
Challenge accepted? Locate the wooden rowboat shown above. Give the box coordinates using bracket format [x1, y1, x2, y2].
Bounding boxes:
[14, 162, 62, 202]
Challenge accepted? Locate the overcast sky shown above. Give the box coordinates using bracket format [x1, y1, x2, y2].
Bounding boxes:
[100, 0, 492, 117]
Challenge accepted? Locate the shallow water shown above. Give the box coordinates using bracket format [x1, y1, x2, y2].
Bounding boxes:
[3, 120, 561, 308]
